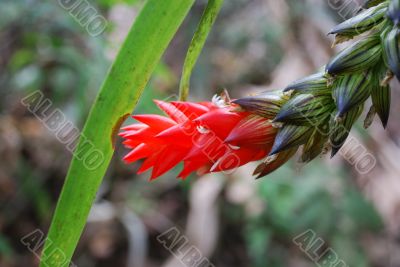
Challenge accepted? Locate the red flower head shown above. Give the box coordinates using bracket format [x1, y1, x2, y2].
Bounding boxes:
[120, 96, 287, 180]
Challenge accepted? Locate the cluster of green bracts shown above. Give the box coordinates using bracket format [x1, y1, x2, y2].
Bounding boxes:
[234, 0, 400, 177]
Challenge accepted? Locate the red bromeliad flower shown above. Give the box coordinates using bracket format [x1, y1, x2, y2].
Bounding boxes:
[120, 96, 285, 180]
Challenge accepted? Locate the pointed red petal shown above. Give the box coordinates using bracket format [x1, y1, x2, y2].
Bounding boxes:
[122, 139, 142, 149]
[171, 101, 209, 119]
[198, 102, 218, 110]
[122, 127, 162, 145]
[121, 124, 147, 131]
[194, 109, 243, 138]
[225, 115, 276, 147]
[133, 114, 176, 132]
[123, 143, 153, 163]
[210, 147, 257, 172]
[155, 123, 194, 147]
[150, 148, 187, 180]
[184, 134, 228, 162]
[119, 124, 147, 138]
[177, 159, 209, 179]
[137, 152, 160, 174]
[154, 100, 188, 123]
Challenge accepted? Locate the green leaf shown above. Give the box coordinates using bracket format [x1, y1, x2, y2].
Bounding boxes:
[39, 1, 195, 266]
[179, 0, 224, 101]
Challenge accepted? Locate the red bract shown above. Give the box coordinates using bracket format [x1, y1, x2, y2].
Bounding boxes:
[120, 100, 277, 180]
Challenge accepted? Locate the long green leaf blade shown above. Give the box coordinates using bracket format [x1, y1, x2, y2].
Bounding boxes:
[39, 1, 195, 266]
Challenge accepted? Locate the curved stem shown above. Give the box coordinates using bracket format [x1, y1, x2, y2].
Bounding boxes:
[179, 0, 224, 101]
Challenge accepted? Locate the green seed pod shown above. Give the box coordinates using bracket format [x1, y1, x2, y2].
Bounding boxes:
[329, 104, 364, 157]
[283, 72, 330, 95]
[329, 3, 387, 38]
[326, 35, 381, 75]
[269, 124, 315, 156]
[253, 147, 298, 179]
[274, 93, 335, 125]
[371, 64, 391, 128]
[233, 90, 289, 119]
[363, 0, 388, 8]
[387, 0, 400, 25]
[300, 127, 329, 163]
[333, 71, 373, 117]
[381, 27, 400, 80]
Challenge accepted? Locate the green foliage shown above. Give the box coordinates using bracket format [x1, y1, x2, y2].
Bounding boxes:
[0, 0, 109, 120]
[244, 163, 382, 267]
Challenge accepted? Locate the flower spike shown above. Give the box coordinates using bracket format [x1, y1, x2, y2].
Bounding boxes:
[121, 1, 400, 180]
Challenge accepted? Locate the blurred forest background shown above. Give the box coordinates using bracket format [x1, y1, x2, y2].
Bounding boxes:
[1, 0, 400, 266]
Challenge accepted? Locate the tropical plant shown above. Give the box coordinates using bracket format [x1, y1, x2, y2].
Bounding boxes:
[41, 0, 400, 266]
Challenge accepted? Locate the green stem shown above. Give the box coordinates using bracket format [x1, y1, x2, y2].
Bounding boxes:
[179, 0, 224, 101]
[39, 1, 194, 266]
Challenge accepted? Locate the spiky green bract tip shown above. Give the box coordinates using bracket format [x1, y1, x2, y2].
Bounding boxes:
[333, 70, 373, 117]
[387, 0, 400, 25]
[269, 124, 314, 156]
[329, 3, 387, 37]
[283, 72, 329, 94]
[382, 27, 400, 80]
[300, 127, 330, 163]
[254, 147, 298, 179]
[233, 90, 288, 119]
[326, 35, 381, 75]
[363, 0, 387, 8]
[329, 104, 364, 157]
[273, 93, 334, 125]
